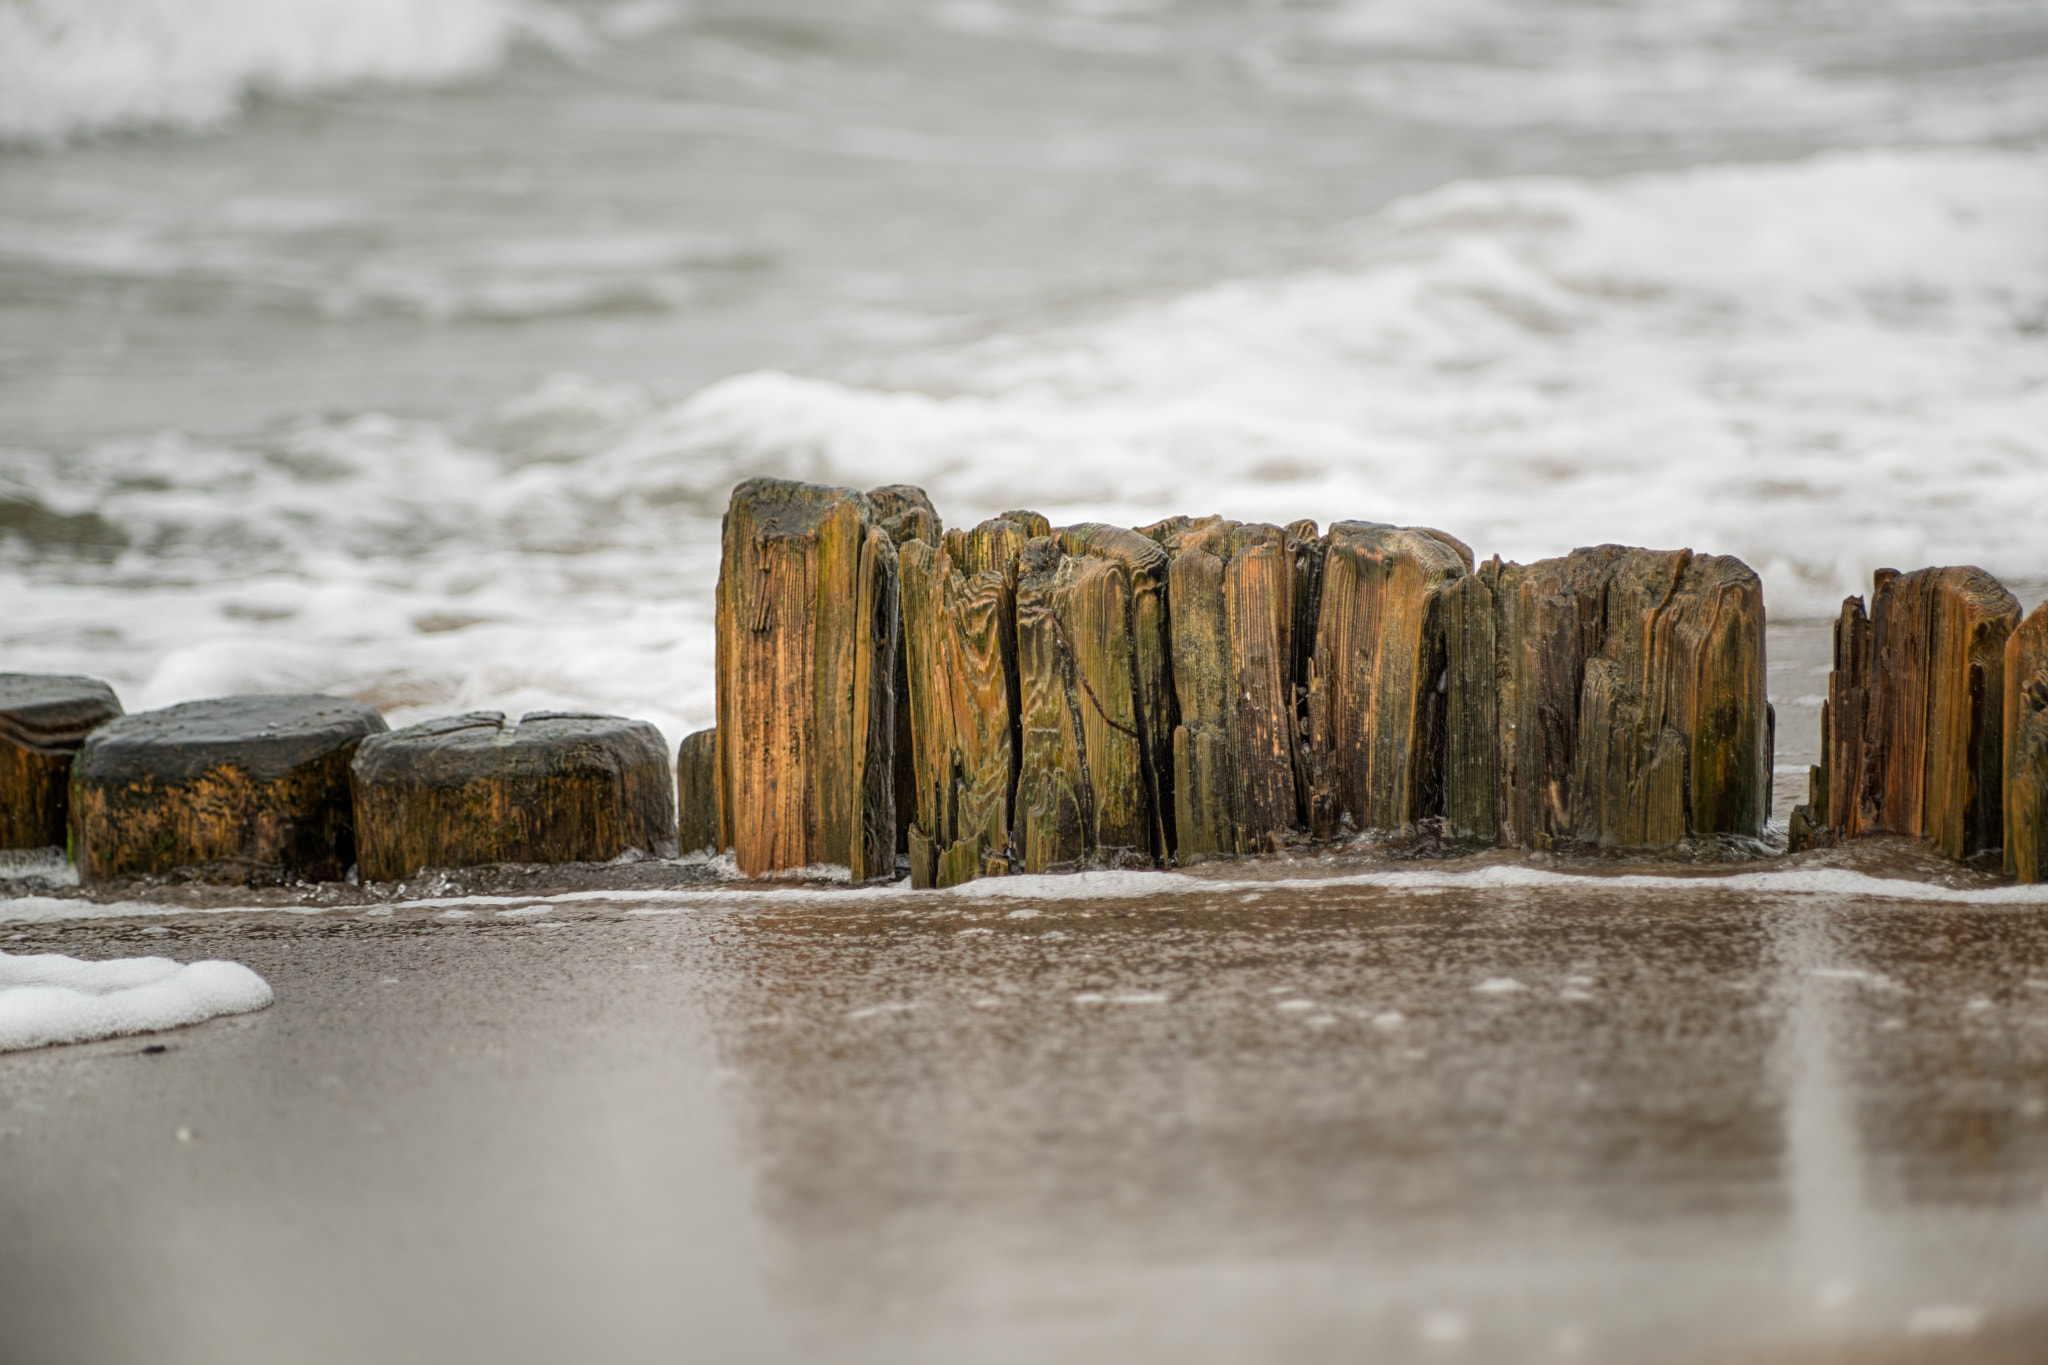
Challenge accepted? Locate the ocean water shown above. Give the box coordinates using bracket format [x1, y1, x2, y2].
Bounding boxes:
[2, 0, 2046, 754]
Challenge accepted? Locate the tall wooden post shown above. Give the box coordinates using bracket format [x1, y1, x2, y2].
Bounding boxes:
[715, 478, 900, 880]
[1143, 517, 1304, 861]
[1303, 523, 1471, 837]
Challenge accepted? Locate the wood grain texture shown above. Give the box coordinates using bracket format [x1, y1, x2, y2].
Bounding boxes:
[1146, 517, 1303, 861]
[1305, 522, 1470, 836]
[352, 712, 677, 881]
[70, 694, 385, 883]
[1482, 546, 1769, 850]
[1439, 572, 1499, 843]
[0, 673, 122, 850]
[1014, 538, 1093, 872]
[899, 517, 1032, 887]
[715, 478, 901, 878]
[2005, 603, 2048, 881]
[676, 727, 719, 856]
[1817, 567, 2017, 862]
[867, 484, 941, 857]
[1055, 523, 1175, 863]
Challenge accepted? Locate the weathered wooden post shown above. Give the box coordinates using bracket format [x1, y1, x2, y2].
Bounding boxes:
[867, 484, 943, 856]
[1801, 567, 2017, 863]
[70, 695, 386, 882]
[1467, 546, 1770, 851]
[715, 478, 900, 880]
[1054, 524, 1175, 864]
[899, 515, 1035, 887]
[1143, 516, 1303, 860]
[675, 727, 720, 856]
[1013, 538, 1093, 872]
[0, 674, 123, 851]
[1303, 523, 1471, 838]
[2006, 602, 2048, 882]
[351, 712, 676, 880]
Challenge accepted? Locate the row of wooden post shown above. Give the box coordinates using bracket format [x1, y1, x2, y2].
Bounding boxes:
[0, 682, 676, 884]
[682, 478, 1784, 884]
[1790, 567, 2048, 881]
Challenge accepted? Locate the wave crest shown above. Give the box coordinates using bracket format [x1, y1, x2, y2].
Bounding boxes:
[0, 0, 520, 146]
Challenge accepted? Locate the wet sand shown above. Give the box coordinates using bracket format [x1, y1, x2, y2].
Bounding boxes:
[4, 839, 2047, 1365]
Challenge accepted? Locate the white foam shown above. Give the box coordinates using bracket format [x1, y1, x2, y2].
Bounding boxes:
[6, 856, 2047, 929]
[1, 147, 2043, 763]
[0, 949, 273, 1051]
[598, 147, 2046, 621]
[0, 0, 529, 146]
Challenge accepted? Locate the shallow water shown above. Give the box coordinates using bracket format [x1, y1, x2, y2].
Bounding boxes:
[3, 0, 2047, 752]
[3, 875, 2045, 1363]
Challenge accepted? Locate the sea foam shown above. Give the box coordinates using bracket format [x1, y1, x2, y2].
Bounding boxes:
[0, 950, 274, 1050]
[0, 0, 522, 146]
[0, 147, 2043, 752]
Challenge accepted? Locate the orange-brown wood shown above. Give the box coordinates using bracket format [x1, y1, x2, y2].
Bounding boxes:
[1814, 566, 2017, 863]
[714, 478, 901, 879]
[71, 694, 385, 883]
[2006, 602, 2048, 881]
[0, 673, 122, 850]
[352, 712, 677, 881]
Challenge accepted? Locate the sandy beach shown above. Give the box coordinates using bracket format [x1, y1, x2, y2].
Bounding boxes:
[5, 833, 2047, 1365]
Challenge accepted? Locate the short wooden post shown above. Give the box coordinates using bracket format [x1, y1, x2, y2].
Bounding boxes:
[0, 673, 122, 851]
[676, 727, 719, 856]
[70, 694, 385, 883]
[1808, 567, 2017, 862]
[1480, 546, 1769, 850]
[714, 478, 900, 880]
[351, 712, 676, 880]
[2006, 602, 2048, 881]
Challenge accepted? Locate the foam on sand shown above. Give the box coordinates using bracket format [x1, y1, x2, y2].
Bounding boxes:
[0, 950, 274, 1051]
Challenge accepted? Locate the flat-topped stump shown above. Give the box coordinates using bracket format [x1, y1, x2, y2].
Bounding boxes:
[71, 694, 386, 883]
[676, 726, 719, 856]
[351, 711, 677, 882]
[0, 673, 123, 850]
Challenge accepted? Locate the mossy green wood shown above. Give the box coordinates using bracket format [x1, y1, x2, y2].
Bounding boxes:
[1056, 523, 1175, 863]
[676, 727, 719, 856]
[1817, 595, 1873, 839]
[1307, 522, 1469, 836]
[0, 673, 123, 850]
[352, 712, 677, 881]
[70, 694, 386, 883]
[866, 483, 941, 857]
[900, 518, 1034, 887]
[1439, 572, 1499, 843]
[1146, 517, 1302, 861]
[847, 525, 901, 882]
[1014, 538, 1093, 872]
[2005, 603, 2048, 881]
[715, 478, 900, 878]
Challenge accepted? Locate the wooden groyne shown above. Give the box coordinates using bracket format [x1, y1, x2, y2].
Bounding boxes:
[697, 479, 1784, 885]
[2, 479, 2043, 887]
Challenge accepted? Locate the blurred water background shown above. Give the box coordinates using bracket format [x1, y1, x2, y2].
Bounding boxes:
[2, 0, 2045, 750]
